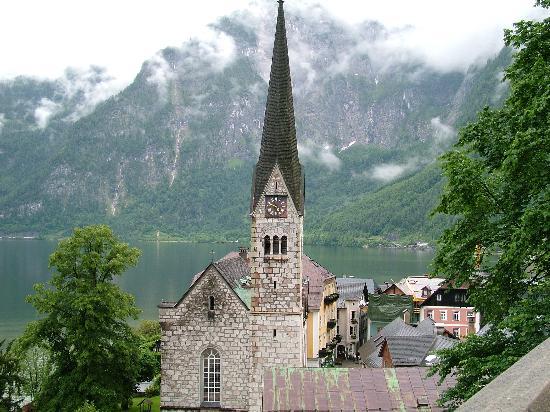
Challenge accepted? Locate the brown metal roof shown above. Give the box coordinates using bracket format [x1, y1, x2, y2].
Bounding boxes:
[263, 367, 456, 411]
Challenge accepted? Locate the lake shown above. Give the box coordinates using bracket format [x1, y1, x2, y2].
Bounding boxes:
[0, 239, 434, 340]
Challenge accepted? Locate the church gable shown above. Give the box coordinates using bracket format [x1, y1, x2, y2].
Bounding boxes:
[252, 164, 300, 219]
[159, 264, 251, 410]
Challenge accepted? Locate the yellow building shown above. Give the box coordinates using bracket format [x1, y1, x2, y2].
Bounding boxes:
[302, 256, 338, 361]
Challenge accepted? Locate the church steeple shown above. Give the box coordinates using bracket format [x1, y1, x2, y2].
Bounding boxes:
[251, 0, 304, 215]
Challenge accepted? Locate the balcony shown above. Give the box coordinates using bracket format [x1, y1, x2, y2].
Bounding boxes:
[327, 319, 337, 329]
[350, 334, 357, 340]
[334, 334, 342, 343]
[324, 293, 339, 305]
[350, 318, 358, 324]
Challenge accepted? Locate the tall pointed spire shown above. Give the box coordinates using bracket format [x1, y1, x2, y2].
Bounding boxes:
[251, 0, 304, 215]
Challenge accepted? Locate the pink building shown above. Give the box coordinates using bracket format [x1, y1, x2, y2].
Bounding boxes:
[419, 285, 481, 337]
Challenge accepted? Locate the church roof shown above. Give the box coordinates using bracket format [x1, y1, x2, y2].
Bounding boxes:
[251, 0, 304, 215]
[263, 367, 456, 411]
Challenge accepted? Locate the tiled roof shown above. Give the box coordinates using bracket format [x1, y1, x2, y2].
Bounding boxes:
[213, 251, 250, 288]
[263, 367, 456, 411]
[251, 0, 304, 215]
[190, 252, 334, 311]
[394, 276, 446, 300]
[416, 318, 437, 335]
[303, 255, 335, 310]
[336, 277, 378, 307]
[383, 335, 437, 366]
[376, 318, 427, 338]
[432, 335, 458, 351]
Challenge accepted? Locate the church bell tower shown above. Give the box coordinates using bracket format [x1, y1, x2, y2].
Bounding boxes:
[249, 1, 305, 410]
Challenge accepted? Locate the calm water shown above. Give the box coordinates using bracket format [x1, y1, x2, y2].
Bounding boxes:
[0, 240, 434, 340]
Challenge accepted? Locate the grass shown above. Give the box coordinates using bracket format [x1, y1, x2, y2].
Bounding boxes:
[127, 396, 160, 412]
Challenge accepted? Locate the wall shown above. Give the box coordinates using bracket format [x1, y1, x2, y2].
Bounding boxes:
[421, 306, 478, 337]
[159, 266, 250, 411]
[249, 166, 305, 412]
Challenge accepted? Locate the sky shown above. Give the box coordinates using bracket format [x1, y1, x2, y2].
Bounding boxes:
[0, 0, 546, 88]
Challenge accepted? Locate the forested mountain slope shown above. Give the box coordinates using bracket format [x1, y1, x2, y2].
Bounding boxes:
[0, 8, 510, 243]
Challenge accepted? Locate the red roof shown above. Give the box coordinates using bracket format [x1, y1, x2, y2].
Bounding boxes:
[263, 367, 456, 411]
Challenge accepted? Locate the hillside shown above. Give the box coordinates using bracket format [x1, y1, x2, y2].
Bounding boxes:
[0, 8, 510, 243]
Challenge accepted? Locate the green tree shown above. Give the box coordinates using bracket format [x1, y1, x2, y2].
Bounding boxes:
[15, 344, 52, 403]
[133, 320, 161, 382]
[0, 340, 23, 412]
[430, 1, 550, 408]
[21, 225, 142, 411]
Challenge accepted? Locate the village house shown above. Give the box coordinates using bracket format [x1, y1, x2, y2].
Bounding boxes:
[335, 277, 377, 357]
[382, 275, 445, 323]
[303, 256, 338, 364]
[419, 283, 481, 337]
[360, 317, 457, 368]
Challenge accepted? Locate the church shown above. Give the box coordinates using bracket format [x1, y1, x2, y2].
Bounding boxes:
[159, 1, 308, 410]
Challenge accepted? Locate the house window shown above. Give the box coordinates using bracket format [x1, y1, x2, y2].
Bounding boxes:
[209, 296, 215, 311]
[351, 311, 356, 320]
[273, 329, 277, 338]
[272, 235, 279, 255]
[453, 311, 460, 321]
[281, 236, 288, 254]
[467, 311, 475, 318]
[436, 294, 442, 302]
[349, 326, 354, 335]
[422, 288, 427, 297]
[440, 310, 447, 321]
[263, 235, 271, 255]
[273, 280, 277, 289]
[427, 310, 433, 319]
[201, 348, 220, 403]
[453, 328, 460, 337]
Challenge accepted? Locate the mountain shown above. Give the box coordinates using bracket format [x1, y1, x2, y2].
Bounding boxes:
[0, 7, 510, 243]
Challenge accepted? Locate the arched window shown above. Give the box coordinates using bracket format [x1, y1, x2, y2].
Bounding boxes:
[201, 348, 220, 402]
[209, 296, 215, 311]
[281, 236, 288, 254]
[263, 235, 271, 255]
[272, 235, 280, 255]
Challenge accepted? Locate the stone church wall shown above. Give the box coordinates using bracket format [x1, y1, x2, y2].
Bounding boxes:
[159, 266, 250, 411]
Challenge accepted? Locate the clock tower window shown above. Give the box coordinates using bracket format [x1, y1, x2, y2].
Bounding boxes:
[281, 236, 287, 254]
[263, 235, 271, 255]
[273, 236, 280, 255]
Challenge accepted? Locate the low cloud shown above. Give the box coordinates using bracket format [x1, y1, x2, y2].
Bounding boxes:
[146, 53, 177, 103]
[298, 141, 342, 171]
[492, 71, 509, 104]
[61, 66, 123, 121]
[34, 98, 61, 129]
[370, 158, 420, 182]
[430, 117, 456, 142]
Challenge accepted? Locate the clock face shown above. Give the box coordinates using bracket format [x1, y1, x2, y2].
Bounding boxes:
[265, 195, 288, 218]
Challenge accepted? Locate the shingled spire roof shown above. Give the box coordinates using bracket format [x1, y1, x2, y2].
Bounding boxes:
[251, 0, 304, 215]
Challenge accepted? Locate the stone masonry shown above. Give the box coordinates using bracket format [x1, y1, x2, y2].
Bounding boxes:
[159, 265, 250, 411]
[249, 166, 305, 412]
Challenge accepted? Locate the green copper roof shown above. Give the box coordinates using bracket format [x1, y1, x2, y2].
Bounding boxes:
[251, 0, 304, 215]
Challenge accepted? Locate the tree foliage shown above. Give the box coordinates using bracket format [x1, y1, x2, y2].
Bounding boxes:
[430, 1, 550, 408]
[0, 340, 23, 412]
[21, 225, 142, 411]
